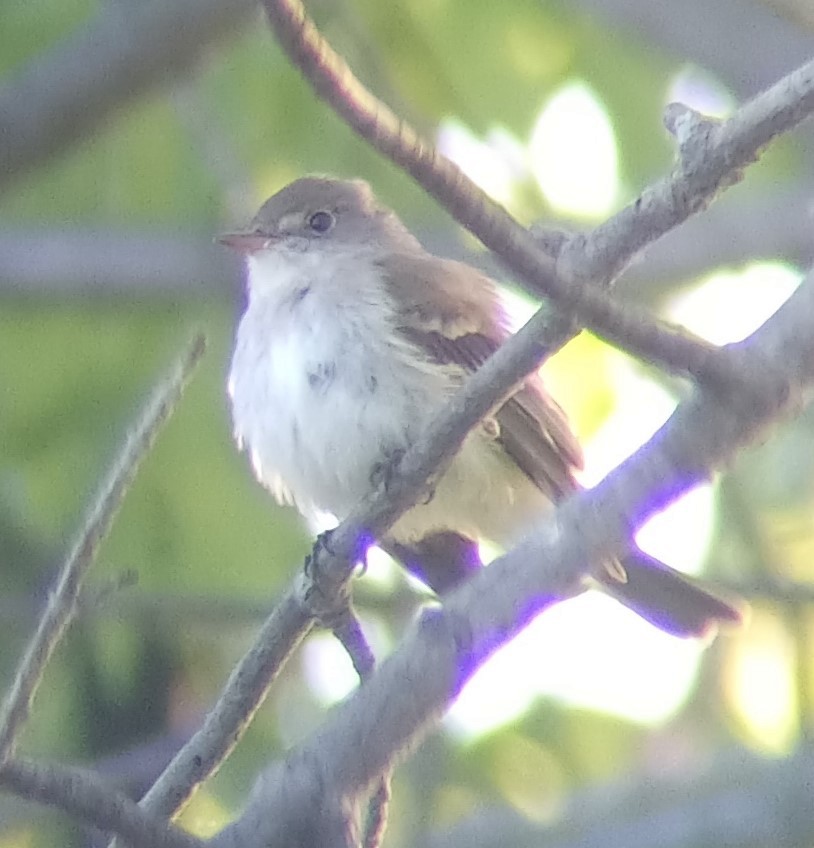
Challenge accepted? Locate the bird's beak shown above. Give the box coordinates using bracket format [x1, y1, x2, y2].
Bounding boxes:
[216, 231, 276, 253]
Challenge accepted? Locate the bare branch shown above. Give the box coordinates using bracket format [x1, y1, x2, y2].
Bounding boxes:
[0, 0, 254, 192]
[138, 586, 313, 820]
[261, 0, 814, 391]
[619, 187, 814, 300]
[0, 758, 201, 848]
[0, 335, 206, 764]
[329, 608, 391, 848]
[363, 779, 391, 848]
[6, 4, 812, 845]
[330, 608, 376, 681]
[2, 188, 811, 301]
[91, 8, 814, 833]
[215, 265, 814, 848]
[139, 41, 814, 827]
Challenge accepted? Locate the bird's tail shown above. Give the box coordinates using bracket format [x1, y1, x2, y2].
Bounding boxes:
[388, 533, 743, 639]
[598, 548, 743, 638]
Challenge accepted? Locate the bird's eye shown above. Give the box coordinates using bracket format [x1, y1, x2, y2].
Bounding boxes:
[308, 210, 335, 233]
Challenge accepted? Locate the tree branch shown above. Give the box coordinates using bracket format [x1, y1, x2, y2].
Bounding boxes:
[135, 33, 814, 831]
[618, 187, 814, 301]
[261, 0, 814, 391]
[329, 607, 391, 848]
[5, 4, 812, 845]
[212, 258, 814, 845]
[0, 335, 205, 766]
[0, 758, 201, 848]
[136, 584, 315, 821]
[0, 228, 237, 298]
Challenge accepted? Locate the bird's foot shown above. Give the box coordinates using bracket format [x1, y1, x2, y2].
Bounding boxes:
[370, 447, 406, 491]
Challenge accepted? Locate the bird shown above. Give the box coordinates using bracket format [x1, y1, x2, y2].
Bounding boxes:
[220, 176, 741, 638]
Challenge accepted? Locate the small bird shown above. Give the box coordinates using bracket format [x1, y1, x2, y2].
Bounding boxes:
[220, 176, 741, 637]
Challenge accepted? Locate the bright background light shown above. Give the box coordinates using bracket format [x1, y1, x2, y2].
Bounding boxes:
[447, 350, 714, 737]
[529, 82, 619, 218]
[437, 80, 619, 219]
[447, 595, 706, 736]
[667, 263, 800, 344]
[726, 611, 798, 752]
[667, 65, 736, 119]
[437, 120, 525, 206]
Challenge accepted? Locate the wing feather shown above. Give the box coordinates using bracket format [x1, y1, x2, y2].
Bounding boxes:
[379, 252, 582, 500]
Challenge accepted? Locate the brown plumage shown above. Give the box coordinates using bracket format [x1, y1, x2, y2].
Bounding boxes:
[378, 251, 740, 637]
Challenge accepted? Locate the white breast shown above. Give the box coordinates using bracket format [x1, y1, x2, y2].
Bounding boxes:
[228, 247, 450, 522]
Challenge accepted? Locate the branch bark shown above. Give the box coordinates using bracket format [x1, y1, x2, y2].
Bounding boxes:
[213, 266, 814, 847]
[132, 7, 814, 836]
[7, 2, 812, 842]
[0, 758, 201, 848]
[0, 228, 237, 298]
[261, 0, 814, 389]
[0, 335, 206, 766]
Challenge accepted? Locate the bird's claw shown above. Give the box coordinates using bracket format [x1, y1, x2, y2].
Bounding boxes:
[370, 447, 406, 491]
[304, 528, 337, 580]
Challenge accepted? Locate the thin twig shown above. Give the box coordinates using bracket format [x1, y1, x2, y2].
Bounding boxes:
[138, 586, 314, 820]
[0, 334, 206, 765]
[0, 757, 202, 848]
[261, 0, 814, 396]
[364, 778, 392, 848]
[331, 609, 376, 680]
[330, 607, 391, 848]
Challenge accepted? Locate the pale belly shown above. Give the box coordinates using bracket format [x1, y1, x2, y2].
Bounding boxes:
[229, 316, 550, 549]
[229, 299, 444, 517]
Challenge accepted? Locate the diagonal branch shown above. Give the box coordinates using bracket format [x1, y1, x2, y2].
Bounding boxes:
[136, 272, 595, 825]
[213, 263, 814, 848]
[261, 0, 814, 392]
[0, 335, 206, 765]
[136, 25, 814, 829]
[329, 608, 391, 848]
[0, 757, 201, 848]
[136, 585, 313, 821]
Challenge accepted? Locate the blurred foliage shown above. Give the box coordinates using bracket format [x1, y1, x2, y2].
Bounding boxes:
[0, 0, 811, 845]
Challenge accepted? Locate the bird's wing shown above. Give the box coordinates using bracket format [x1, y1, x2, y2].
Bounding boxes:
[379, 252, 582, 501]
